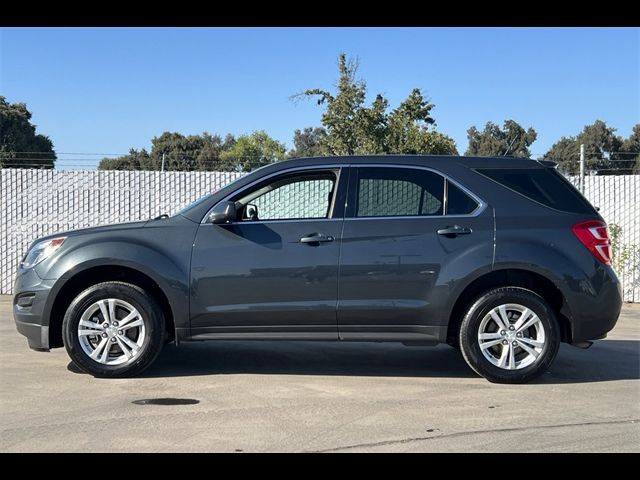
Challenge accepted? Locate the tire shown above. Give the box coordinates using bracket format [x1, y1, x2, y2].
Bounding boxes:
[458, 287, 560, 384]
[62, 281, 165, 378]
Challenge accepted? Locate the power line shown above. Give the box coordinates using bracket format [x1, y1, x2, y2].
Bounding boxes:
[0, 151, 127, 156]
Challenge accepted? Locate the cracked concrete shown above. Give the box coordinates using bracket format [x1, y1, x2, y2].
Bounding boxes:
[1, 296, 638, 452]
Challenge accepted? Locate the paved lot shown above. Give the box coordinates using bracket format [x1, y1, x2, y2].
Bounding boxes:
[0, 295, 638, 452]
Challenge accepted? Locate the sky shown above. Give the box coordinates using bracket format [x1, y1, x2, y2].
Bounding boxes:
[1, 27, 638, 169]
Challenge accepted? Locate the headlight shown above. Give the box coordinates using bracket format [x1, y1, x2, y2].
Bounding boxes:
[21, 237, 66, 269]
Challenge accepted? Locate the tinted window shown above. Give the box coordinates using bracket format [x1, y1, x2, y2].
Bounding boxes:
[236, 171, 336, 221]
[476, 168, 595, 214]
[354, 168, 444, 217]
[446, 181, 479, 215]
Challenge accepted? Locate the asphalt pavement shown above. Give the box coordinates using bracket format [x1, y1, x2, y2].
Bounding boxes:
[0, 295, 638, 452]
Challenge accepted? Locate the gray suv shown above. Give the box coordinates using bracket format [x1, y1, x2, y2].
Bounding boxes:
[13, 155, 622, 383]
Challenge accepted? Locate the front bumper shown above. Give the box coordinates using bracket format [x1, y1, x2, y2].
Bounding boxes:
[15, 320, 49, 351]
[13, 268, 56, 351]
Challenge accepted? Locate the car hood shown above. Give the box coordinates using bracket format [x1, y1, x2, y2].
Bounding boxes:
[32, 220, 151, 245]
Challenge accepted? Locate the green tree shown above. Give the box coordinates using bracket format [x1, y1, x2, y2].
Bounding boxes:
[99, 131, 236, 171]
[0, 96, 56, 168]
[294, 53, 456, 156]
[219, 130, 286, 172]
[288, 127, 328, 158]
[98, 149, 150, 170]
[150, 132, 220, 171]
[613, 124, 640, 174]
[544, 120, 628, 175]
[465, 120, 537, 158]
[385, 89, 456, 154]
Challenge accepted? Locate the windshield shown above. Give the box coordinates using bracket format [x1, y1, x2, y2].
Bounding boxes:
[172, 193, 214, 217]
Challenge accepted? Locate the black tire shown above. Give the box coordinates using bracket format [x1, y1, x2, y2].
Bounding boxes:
[459, 287, 560, 384]
[62, 281, 165, 378]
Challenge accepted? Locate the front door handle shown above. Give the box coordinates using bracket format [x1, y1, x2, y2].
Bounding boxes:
[437, 225, 472, 237]
[300, 234, 335, 244]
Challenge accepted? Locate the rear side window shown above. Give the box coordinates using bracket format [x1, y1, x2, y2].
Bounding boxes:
[476, 168, 595, 214]
[354, 167, 444, 217]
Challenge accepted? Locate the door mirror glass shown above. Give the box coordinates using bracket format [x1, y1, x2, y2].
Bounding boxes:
[208, 201, 237, 224]
[243, 203, 259, 221]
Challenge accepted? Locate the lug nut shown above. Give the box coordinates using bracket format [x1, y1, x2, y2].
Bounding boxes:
[509, 326, 515, 331]
[103, 323, 109, 329]
[516, 332, 522, 338]
[118, 330, 123, 335]
[111, 337, 117, 343]
[512, 341, 518, 346]
[101, 332, 108, 338]
[500, 330, 506, 336]
[502, 340, 508, 345]
[112, 321, 119, 327]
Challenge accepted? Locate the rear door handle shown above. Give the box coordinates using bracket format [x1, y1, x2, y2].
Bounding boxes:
[300, 234, 335, 244]
[437, 225, 472, 237]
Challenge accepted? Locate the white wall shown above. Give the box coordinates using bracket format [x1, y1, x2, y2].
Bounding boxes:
[1, 169, 638, 301]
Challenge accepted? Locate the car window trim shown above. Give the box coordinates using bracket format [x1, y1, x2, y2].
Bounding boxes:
[201, 165, 346, 224]
[345, 164, 486, 219]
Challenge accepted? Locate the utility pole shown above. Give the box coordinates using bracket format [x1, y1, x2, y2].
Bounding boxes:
[161, 153, 166, 173]
[579, 144, 585, 193]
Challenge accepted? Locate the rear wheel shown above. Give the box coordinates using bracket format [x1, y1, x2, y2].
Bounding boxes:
[62, 281, 165, 378]
[459, 287, 560, 384]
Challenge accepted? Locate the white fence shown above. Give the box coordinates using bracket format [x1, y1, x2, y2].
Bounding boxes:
[1, 169, 639, 301]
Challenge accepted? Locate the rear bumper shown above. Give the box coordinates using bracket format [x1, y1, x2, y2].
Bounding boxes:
[13, 269, 55, 351]
[567, 265, 623, 343]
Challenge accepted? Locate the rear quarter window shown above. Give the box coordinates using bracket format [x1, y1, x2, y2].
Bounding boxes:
[476, 168, 596, 214]
[446, 181, 479, 215]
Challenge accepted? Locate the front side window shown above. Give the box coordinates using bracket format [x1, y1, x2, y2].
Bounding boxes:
[234, 170, 337, 221]
[353, 167, 444, 217]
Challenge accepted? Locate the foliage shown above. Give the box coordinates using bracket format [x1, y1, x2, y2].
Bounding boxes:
[294, 53, 457, 156]
[0, 96, 56, 168]
[219, 130, 287, 172]
[615, 124, 640, 174]
[288, 127, 328, 158]
[465, 120, 537, 158]
[543, 121, 639, 175]
[609, 224, 639, 280]
[99, 132, 237, 171]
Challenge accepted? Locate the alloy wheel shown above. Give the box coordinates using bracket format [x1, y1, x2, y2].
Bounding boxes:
[77, 298, 146, 365]
[477, 303, 546, 370]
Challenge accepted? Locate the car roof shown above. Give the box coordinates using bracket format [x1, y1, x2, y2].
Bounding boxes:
[265, 154, 546, 171]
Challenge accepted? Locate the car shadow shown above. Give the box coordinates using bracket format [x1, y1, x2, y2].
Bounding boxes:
[67, 339, 639, 384]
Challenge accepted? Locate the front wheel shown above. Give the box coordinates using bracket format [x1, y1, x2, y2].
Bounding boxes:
[459, 287, 560, 384]
[62, 281, 165, 378]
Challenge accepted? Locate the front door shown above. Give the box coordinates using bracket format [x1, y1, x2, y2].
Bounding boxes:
[337, 165, 494, 341]
[190, 167, 347, 339]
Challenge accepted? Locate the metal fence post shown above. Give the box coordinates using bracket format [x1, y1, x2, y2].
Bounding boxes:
[579, 144, 585, 193]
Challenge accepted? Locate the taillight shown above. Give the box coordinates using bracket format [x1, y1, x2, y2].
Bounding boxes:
[572, 220, 612, 265]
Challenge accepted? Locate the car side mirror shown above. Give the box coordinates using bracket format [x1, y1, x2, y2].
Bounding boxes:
[208, 201, 237, 224]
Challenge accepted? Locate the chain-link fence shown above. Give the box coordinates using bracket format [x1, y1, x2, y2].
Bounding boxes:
[1, 168, 638, 301]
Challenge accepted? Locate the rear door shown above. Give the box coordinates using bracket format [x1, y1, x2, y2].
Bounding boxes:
[337, 165, 494, 341]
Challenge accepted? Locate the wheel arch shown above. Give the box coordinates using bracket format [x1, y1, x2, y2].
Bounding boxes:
[47, 264, 176, 348]
[446, 268, 573, 346]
